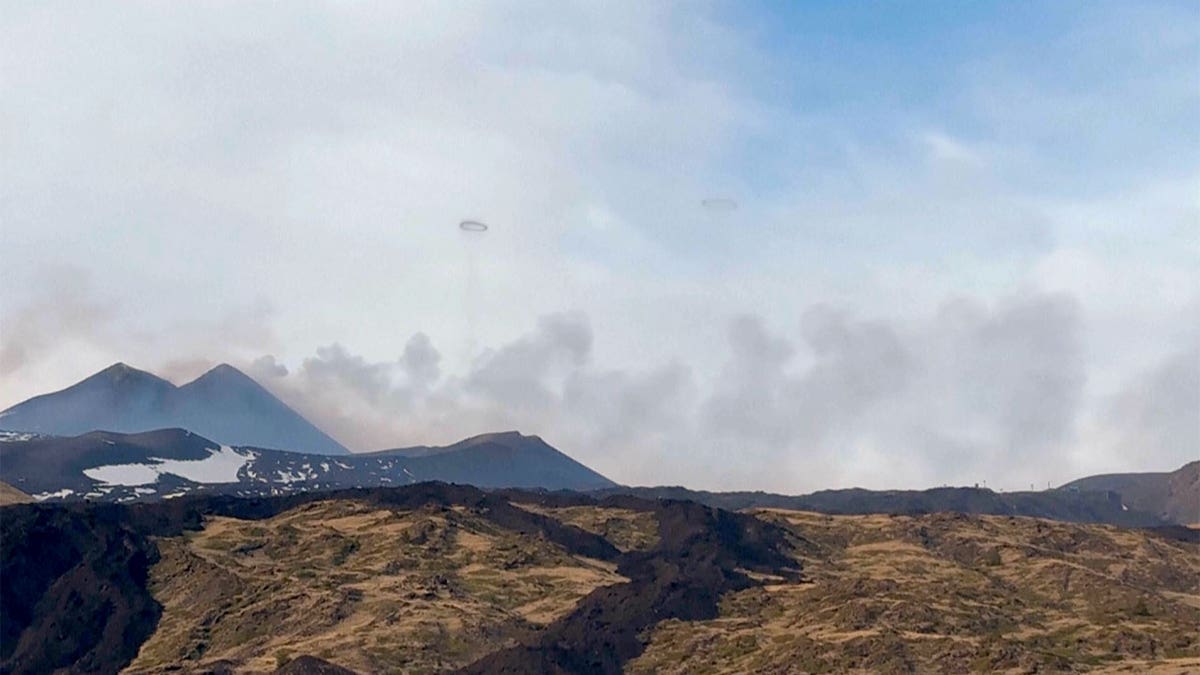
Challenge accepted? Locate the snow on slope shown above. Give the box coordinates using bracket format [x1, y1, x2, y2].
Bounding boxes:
[0, 430, 44, 443]
[84, 446, 253, 486]
[33, 488, 75, 501]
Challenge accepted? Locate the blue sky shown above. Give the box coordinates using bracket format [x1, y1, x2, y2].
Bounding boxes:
[1, 1, 1196, 491]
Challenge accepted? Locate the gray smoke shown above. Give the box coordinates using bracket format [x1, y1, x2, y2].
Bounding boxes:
[874, 293, 1086, 487]
[2, 272, 1190, 490]
[232, 293, 1127, 491]
[1092, 343, 1199, 470]
[0, 267, 113, 375]
[402, 333, 440, 388]
[249, 355, 289, 379]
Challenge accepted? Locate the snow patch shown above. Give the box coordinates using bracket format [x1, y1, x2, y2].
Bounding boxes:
[0, 430, 38, 442]
[34, 488, 75, 501]
[84, 446, 250, 486]
[85, 463, 160, 485]
[275, 469, 307, 484]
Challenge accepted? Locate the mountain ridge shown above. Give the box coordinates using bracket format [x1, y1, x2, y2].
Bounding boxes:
[365, 430, 533, 458]
[1061, 461, 1199, 525]
[0, 427, 616, 500]
[4, 425, 1191, 530]
[591, 467, 1199, 527]
[0, 362, 349, 455]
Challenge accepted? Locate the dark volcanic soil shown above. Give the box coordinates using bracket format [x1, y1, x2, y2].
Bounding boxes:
[0, 503, 161, 674]
[273, 655, 358, 675]
[460, 493, 804, 674]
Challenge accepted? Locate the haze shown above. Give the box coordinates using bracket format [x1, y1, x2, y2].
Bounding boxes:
[1, 2, 1196, 492]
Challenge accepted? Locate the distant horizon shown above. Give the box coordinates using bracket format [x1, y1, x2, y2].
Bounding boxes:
[2, 359, 1194, 494]
[1, 420, 1194, 497]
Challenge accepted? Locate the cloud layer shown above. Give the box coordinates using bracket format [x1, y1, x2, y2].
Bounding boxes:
[230, 295, 1188, 492]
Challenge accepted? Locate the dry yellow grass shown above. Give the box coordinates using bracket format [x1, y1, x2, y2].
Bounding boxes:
[118, 500, 1200, 673]
[629, 510, 1200, 674]
[0, 481, 32, 505]
[123, 500, 625, 674]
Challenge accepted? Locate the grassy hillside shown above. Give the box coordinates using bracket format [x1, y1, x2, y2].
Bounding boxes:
[628, 509, 1200, 674]
[3, 486, 1197, 673]
[126, 500, 623, 673]
[0, 485, 794, 674]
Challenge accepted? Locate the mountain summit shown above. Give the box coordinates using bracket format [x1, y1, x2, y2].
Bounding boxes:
[372, 430, 616, 490]
[0, 363, 349, 455]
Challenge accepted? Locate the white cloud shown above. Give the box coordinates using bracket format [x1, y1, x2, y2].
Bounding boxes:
[920, 131, 986, 168]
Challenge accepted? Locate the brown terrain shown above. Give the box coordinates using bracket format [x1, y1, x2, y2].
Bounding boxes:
[3, 485, 1197, 674]
[125, 500, 624, 674]
[513, 503, 661, 552]
[627, 509, 1200, 674]
[127, 498, 1200, 674]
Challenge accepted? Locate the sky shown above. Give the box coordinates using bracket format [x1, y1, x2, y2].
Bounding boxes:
[1, 1, 1197, 492]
